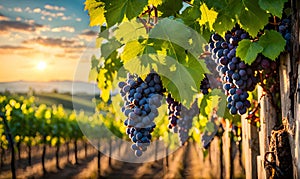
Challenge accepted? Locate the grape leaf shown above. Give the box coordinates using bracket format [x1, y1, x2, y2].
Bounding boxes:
[213, 13, 235, 36]
[204, 0, 226, 11]
[91, 55, 100, 69]
[114, 19, 148, 44]
[238, 0, 269, 37]
[149, 18, 192, 51]
[157, 0, 183, 17]
[179, 1, 201, 31]
[258, 30, 286, 60]
[123, 53, 201, 107]
[120, 40, 147, 63]
[100, 39, 122, 59]
[258, 0, 287, 18]
[236, 39, 263, 65]
[84, 0, 106, 26]
[199, 3, 218, 30]
[103, 0, 148, 27]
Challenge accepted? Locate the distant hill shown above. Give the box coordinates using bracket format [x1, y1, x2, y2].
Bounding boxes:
[0, 80, 100, 95]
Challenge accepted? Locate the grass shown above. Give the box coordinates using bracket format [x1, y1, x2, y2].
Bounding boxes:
[35, 92, 98, 111]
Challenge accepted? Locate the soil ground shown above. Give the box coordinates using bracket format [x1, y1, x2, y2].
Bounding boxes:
[0, 140, 245, 179]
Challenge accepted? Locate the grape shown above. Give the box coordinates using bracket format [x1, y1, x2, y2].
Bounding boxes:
[119, 72, 165, 157]
[135, 150, 143, 157]
[177, 100, 198, 145]
[206, 25, 259, 116]
[166, 96, 199, 146]
[278, 18, 291, 51]
[200, 75, 210, 95]
[166, 94, 181, 130]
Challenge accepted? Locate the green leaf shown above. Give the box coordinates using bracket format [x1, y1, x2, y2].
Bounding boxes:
[84, 0, 106, 26]
[258, 30, 286, 60]
[238, 0, 269, 37]
[149, 18, 192, 51]
[204, 0, 226, 11]
[157, 0, 183, 17]
[179, 3, 201, 31]
[103, 0, 148, 27]
[236, 39, 263, 65]
[91, 55, 99, 69]
[124, 54, 201, 107]
[100, 39, 122, 59]
[213, 13, 235, 36]
[258, 0, 287, 18]
[206, 121, 215, 132]
[114, 19, 148, 44]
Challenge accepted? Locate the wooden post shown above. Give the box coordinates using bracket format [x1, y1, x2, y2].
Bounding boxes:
[291, 0, 300, 176]
[257, 86, 278, 178]
[223, 119, 232, 179]
[296, 64, 300, 178]
[241, 114, 259, 179]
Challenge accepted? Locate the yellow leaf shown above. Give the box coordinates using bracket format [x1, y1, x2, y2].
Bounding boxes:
[97, 69, 112, 102]
[148, 0, 163, 6]
[84, 0, 106, 26]
[199, 3, 218, 30]
[101, 88, 110, 102]
[89, 68, 98, 82]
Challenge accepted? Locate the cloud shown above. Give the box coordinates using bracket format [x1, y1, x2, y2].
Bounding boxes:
[33, 8, 41, 13]
[75, 18, 81, 22]
[0, 20, 47, 34]
[80, 30, 98, 36]
[0, 13, 10, 21]
[22, 37, 84, 48]
[44, 4, 65, 11]
[13, 7, 22, 12]
[78, 30, 98, 41]
[0, 45, 33, 54]
[52, 26, 75, 33]
[24, 7, 31, 13]
[41, 10, 64, 18]
[0, 45, 32, 50]
[61, 16, 71, 21]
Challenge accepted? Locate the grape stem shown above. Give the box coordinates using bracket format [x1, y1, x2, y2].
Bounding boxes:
[138, 5, 158, 33]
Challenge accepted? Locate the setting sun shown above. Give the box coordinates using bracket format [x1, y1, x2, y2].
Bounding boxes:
[36, 61, 47, 71]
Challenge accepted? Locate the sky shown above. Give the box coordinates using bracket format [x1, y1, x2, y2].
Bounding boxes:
[0, 0, 99, 82]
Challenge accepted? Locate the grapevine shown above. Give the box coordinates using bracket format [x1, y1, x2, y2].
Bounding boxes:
[85, 0, 292, 158]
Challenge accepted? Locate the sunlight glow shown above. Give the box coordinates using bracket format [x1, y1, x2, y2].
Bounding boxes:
[36, 61, 47, 71]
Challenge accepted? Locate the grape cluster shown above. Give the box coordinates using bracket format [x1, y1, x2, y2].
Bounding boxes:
[252, 55, 277, 78]
[278, 18, 291, 51]
[166, 94, 181, 132]
[208, 27, 258, 115]
[118, 72, 164, 157]
[177, 100, 198, 145]
[200, 75, 210, 95]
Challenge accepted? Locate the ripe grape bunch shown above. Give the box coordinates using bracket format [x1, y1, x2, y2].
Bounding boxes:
[166, 93, 181, 132]
[278, 18, 291, 51]
[118, 72, 164, 157]
[208, 26, 258, 115]
[177, 100, 198, 145]
[200, 75, 210, 95]
[166, 94, 198, 145]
